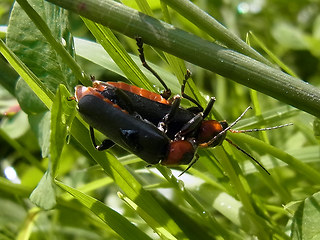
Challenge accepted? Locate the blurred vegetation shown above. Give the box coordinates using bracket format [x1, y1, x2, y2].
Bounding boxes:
[0, 0, 320, 239]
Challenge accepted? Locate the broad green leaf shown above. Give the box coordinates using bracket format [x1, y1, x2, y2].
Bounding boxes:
[15, 78, 48, 114]
[291, 191, 320, 240]
[29, 170, 56, 210]
[0, 110, 29, 139]
[0, 57, 19, 95]
[29, 112, 51, 158]
[248, 32, 298, 78]
[6, 0, 76, 114]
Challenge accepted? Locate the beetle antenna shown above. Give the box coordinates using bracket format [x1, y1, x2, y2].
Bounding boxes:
[225, 138, 270, 175]
[198, 107, 293, 174]
[178, 154, 199, 177]
[229, 123, 293, 133]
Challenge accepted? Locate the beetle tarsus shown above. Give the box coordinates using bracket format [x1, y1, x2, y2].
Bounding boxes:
[181, 70, 204, 112]
[90, 126, 115, 151]
[178, 153, 199, 177]
[96, 139, 115, 151]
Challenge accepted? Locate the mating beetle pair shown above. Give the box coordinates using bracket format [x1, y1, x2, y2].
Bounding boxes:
[75, 83, 196, 168]
[75, 38, 290, 175]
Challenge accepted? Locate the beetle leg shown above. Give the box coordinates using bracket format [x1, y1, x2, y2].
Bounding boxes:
[202, 97, 216, 119]
[158, 97, 181, 132]
[174, 114, 204, 140]
[99, 84, 136, 115]
[113, 88, 135, 114]
[136, 37, 171, 99]
[225, 138, 270, 175]
[97, 140, 116, 151]
[90, 126, 115, 151]
[178, 153, 199, 177]
[181, 70, 203, 112]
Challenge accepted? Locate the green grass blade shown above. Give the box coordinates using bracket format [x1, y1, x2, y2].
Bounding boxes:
[55, 180, 153, 240]
[161, 0, 272, 67]
[0, 177, 33, 197]
[0, 129, 46, 172]
[50, 85, 76, 177]
[247, 32, 298, 77]
[0, 39, 53, 109]
[212, 146, 270, 239]
[156, 165, 232, 239]
[230, 133, 320, 183]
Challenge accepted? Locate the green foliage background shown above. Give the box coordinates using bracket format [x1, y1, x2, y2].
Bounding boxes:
[0, 0, 320, 239]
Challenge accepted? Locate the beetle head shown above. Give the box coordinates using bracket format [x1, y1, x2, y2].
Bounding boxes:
[197, 120, 228, 147]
